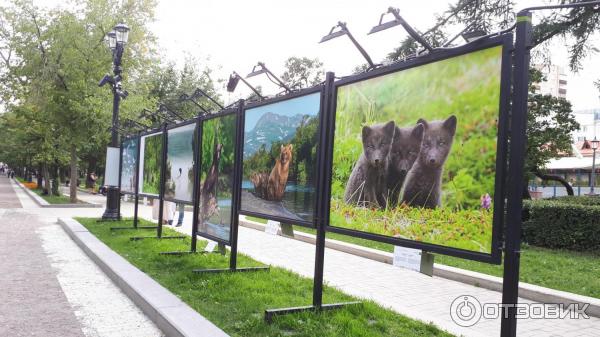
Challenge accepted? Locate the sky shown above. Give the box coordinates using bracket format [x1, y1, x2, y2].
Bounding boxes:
[20, 0, 600, 112]
[148, 0, 600, 111]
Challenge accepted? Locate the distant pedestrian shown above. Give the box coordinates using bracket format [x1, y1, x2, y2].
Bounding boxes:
[87, 172, 98, 194]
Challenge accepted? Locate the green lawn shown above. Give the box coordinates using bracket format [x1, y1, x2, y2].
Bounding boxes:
[77, 217, 453, 337]
[32, 188, 75, 204]
[243, 217, 600, 299]
[16, 176, 80, 204]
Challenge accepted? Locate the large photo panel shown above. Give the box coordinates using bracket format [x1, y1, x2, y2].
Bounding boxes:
[165, 123, 195, 202]
[240, 92, 321, 225]
[329, 42, 507, 258]
[120, 137, 138, 194]
[139, 131, 163, 196]
[198, 113, 237, 243]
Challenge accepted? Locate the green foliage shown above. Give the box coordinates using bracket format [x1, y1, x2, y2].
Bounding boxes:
[77, 217, 453, 337]
[142, 133, 162, 194]
[280, 56, 324, 89]
[523, 199, 600, 251]
[0, 0, 159, 201]
[201, 115, 236, 195]
[548, 195, 600, 207]
[526, 68, 579, 173]
[147, 54, 222, 119]
[333, 46, 502, 210]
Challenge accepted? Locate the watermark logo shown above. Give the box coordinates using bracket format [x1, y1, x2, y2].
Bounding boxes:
[450, 295, 590, 327]
[450, 295, 482, 327]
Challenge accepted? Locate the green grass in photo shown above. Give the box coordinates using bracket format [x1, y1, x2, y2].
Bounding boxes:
[77, 217, 454, 337]
[142, 133, 163, 195]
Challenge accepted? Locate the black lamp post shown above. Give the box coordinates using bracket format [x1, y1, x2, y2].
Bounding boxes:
[99, 23, 130, 220]
[590, 137, 599, 196]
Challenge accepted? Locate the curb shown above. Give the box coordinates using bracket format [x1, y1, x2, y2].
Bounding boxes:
[58, 217, 230, 337]
[239, 218, 600, 318]
[15, 179, 102, 208]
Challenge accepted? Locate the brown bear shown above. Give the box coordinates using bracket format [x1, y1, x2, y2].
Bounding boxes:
[267, 144, 293, 201]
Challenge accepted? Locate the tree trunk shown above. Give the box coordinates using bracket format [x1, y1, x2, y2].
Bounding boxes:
[37, 165, 43, 189]
[42, 164, 50, 195]
[70, 146, 78, 203]
[533, 169, 574, 196]
[51, 165, 60, 196]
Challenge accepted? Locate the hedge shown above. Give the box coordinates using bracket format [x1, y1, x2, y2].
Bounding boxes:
[548, 196, 600, 207]
[522, 199, 600, 251]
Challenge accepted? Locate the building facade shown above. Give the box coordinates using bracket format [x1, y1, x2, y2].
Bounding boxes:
[572, 108, 600, 142]
[534, 64, 568, 98]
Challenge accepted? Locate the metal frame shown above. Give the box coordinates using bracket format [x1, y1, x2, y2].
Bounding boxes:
[131, 124, 186, 241]
[265, 72, 358, 321]
[137, 128, 164, 198]
[118, 135, 139, 196]
[163, 119, 199, 205]
[239, 85, 325, 229]
[193, 107, 239, 246]
[192, 101, 270, 273]
[324, 34, 513, 265]
[111, 133, 158, 231]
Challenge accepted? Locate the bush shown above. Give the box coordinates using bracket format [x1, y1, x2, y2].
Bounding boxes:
[522, 199, 600, 251]
[549, 196, 600, 207]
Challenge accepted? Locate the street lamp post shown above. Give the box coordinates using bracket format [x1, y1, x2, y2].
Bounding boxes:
[100, 23, 130, 220]
[590, 137, 599, 196]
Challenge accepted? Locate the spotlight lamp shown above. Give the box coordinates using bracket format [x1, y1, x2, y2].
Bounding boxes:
[368, 7, 433, 52]
[319, 22, 376, 69]
[227, 71, 264, 100]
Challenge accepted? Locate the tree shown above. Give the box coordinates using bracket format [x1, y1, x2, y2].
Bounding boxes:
[146, 54, 222, 120]
[526, 68, 580, 197]
[0, 0, 159, 202]
[280, 56, 324, 89]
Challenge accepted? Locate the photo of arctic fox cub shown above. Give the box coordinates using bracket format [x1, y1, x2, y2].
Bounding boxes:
[401, 115, 457, 209]
[386, 123, 424, 208]
[344, 121, 395, 208]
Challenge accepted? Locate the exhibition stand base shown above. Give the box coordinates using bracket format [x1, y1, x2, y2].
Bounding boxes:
[192, 266, 270, 274]
[264, 302, 361, 324]
[110, 225, 158, 230]
[129, 235, 187, 241]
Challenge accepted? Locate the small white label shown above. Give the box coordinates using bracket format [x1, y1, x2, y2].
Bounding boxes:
[393, 246, 422, 272]
[265, 220, 280, 235]
[204, 241, 217, 252]
[123, 194, 129, 202]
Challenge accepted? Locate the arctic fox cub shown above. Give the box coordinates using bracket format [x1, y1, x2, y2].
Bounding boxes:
[401, 116, 457, 209]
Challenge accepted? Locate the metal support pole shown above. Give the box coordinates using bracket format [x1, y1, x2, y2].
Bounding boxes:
[191, 118, 203, 252]
[229, 100, 245, 270]
[500, 11, 531, 337]
[102, 41, 124, 221]
[134, 134, 141, 228]
[313, 72, 335, 308]
[157, 124, 168, 238]
[102, 81, 122, 220]
[591, 149, 597, 195]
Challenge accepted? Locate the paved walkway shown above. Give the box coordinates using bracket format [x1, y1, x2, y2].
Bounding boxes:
[7, 180, 600, 337]
[0, 176, 162, 337]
